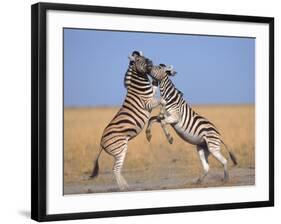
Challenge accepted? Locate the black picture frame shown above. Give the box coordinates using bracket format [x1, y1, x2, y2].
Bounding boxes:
[31, 2, 274, 222]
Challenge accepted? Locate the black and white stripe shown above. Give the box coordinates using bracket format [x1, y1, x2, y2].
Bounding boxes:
[90, 51, 161, 190]
[146, 64, 237, 183]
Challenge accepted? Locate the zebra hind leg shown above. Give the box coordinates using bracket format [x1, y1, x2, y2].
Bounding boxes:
[113, 145, 129, 190]
[207, 142, 229, 182]
[196, 145, 210, 184]
[212, 150, 229, 182]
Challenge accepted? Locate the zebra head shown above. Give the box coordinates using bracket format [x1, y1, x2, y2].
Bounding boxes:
[128, 51, 153, 75]
[149, 63, 177, 81]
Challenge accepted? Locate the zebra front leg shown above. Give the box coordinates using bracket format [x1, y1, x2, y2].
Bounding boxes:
[160, 113, 180, 144]
[156, 100, 174, 143]
[158, 98, 167, 118]
[146, 116, 159, 142]
[145, 97, 165, 112]
[160, 120, 173, 144]
[113, 144, 129, 190]
[146, 114, 173, 144]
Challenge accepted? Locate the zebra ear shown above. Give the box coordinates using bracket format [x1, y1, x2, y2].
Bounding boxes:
[168, 70, 177, 76]
[165, 65, 177, 76]
[132, 51, 143, 57]
[165, 65, 174, 71]
[128, 55, 135, 62]
[129, 50, 143, 61]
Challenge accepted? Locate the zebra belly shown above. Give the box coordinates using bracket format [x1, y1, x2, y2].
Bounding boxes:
[172, 124, 204, 145]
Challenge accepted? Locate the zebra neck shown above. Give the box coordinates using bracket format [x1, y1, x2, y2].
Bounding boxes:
[124, 65, 151, 95]
[160, 76, 173, 98]
[160, 75, 186, 105]
[124, 65, 137, 88]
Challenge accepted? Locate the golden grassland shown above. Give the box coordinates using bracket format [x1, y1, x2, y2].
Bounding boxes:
[64, 105, 255, 186]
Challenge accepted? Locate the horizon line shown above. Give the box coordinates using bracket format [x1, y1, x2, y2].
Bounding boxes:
[64, 103, 255, 109]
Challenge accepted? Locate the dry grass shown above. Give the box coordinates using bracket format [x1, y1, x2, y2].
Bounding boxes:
[64, 105, 255, 186]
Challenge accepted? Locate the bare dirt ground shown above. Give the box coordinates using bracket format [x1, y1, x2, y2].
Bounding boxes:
[64, 166, 255, 194]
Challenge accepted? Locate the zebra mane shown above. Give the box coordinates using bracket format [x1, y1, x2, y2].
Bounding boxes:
[178, 89, 184, 97]
[166, 75, 184, 98]
[124, 61, 138, 89]
[123, 66, 132, 89]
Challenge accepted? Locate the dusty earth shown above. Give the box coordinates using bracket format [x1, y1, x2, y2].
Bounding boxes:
[64, 166, 255, 195]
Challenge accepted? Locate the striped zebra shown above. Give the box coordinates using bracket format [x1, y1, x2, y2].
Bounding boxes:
[90, 51, 163, 190]
[146, 64, 237, 184]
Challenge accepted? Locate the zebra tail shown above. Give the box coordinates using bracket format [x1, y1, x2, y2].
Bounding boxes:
[221, 141, 238, 166]
[90, 146, 103, 178]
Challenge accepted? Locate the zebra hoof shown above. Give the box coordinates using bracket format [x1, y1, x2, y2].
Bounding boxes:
[168, 137, 173, 144]
[119, 184, 129, 191]
[222, 176, 229, 183]
[84, 176, 94, 181]
[146, 132, 152, 142]
[223, 171, 229, 182]
[196, 178, 203, 185]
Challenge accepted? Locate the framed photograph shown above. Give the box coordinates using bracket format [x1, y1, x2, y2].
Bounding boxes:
[31, 2, 274, 222]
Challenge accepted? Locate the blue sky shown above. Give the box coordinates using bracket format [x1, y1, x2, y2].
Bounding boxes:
[64, 28, 255, 107]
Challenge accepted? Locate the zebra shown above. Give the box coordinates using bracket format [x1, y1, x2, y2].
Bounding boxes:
[146, 64, 237, 184]
[90, 51, 164, 190]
